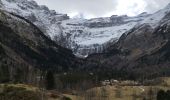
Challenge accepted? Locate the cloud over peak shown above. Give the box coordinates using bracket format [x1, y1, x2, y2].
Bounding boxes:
[34, 0, 170, 19]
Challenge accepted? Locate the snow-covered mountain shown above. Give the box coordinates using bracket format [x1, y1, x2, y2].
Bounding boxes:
[83, 3, 170, 78]
[1, 0, 170, 57]
[0, 0, 69, 37]
[61, 14, 148, 57]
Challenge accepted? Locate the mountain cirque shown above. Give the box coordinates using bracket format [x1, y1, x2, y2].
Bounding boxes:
[0, 0, 152, 57]
[1, 0, 170, 80]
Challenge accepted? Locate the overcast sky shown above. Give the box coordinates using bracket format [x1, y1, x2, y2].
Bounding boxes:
[34, 0, 170, 19]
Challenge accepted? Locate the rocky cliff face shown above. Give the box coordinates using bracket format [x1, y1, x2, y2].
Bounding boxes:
[0, 0, 150, 57]
[84, 4, 170, 79]
[60, 15, 148, 57]
[0, 9, 77, 83]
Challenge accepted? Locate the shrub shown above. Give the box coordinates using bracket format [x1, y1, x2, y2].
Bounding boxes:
[62, 96, 72, 100]
[157, 89, 170, 100]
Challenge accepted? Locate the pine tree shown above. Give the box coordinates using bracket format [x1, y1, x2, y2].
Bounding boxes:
[45, 70, 55, 90]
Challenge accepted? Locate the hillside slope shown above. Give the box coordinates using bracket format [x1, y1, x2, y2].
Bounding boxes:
[0, 10, 77, 83]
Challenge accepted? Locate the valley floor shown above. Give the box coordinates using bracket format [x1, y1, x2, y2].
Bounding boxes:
[60, 86, 169, 100]
[1, 77, 170, 100]
[48, 77, 170, 100]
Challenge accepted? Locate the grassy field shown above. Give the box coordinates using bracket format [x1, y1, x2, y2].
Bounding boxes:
[0, 84, 39, 91]
[56, 77, 170, 100]
[1, 77, 170, 100]
[0, 84, 43, 100]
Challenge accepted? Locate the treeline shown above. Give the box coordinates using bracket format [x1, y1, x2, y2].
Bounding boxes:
[45, 71, 97, 91]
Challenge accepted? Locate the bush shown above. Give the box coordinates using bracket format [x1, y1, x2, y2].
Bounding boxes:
[62, 96, 72, 100]
[157, 89, 170, 100]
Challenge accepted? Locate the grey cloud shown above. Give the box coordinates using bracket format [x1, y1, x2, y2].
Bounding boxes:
[34, 0, 170, 18]
[144, 0, 170, 13]
[35, 0, 118, 17]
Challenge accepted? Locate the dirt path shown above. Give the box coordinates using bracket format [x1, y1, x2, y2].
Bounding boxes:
[139, 86, 145, 92]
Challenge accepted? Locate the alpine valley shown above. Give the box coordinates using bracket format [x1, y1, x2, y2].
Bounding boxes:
[1, 0, 170, 100]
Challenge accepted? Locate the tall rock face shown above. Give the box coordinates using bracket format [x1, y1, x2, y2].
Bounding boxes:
[84, 4, 170, 79]
[0, 0, 150, 57]
[59, 14, 148, 57]
[0, 10, 76, 83]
